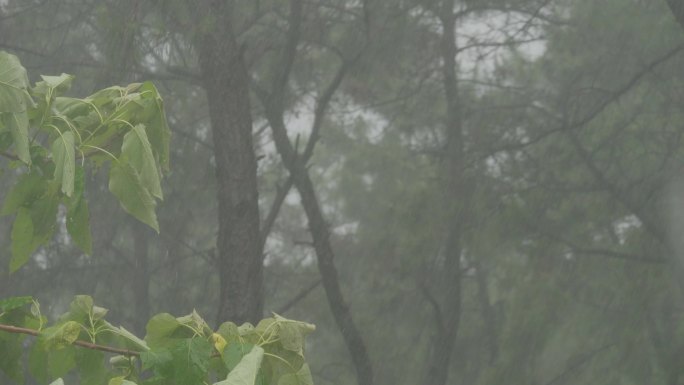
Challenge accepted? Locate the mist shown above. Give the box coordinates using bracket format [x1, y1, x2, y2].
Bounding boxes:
[2, 1, 684, 384]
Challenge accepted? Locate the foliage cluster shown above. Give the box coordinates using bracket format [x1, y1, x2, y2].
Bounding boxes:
[0, 52, 315, 385]
[0, 295, 314, 385]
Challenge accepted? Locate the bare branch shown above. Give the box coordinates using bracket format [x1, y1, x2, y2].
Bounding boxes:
[275, 278, 322, 315]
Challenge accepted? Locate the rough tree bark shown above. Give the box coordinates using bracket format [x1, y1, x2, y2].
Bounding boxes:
[194, 1, 263, 325]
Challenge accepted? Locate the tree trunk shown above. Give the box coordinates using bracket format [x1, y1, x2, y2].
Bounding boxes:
[265, 109, 374, 385]
[194, 1, 263, 326]
[474, 260, 498, 364]
[132, 221, 151, 335]
[667, 0, 684, 29]
[425, 1, 467, 384]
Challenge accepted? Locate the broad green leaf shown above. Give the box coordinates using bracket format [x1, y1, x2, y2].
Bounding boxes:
[28, 340, 49, 383]
[33, 73, 75, 98]
[0, 51, 31, 113]
[77, 349, 108, 385]
[92, 305, 108, 320]
[139, 82, 170, 170]
[255, 318, 277, 338]
[277, 364, 313, 385]
[176, 309, 210, 334]
[53, 96, 95, 120]
[66, 167, 93, 254]
[215, 345, 264, 385]
[10, 207, 36, 272]
[222, 342, 255, 372]
[88, 85, 128, 107]
[64, 295, 94, 323]
[101, 321, 149, 351]
[238, 323, 255, 336]
[145, 313, 181, 348]
[109, 377, 137, 385]
[0, 296, 33, 313]
[51, 130, 76, 196]
[217, 322, 240, 343]
[10, 187, 60, 273]
[30, 185, 59, 239]
[3, 111, 30, 164]
[121, 124, 163, 199]
[0, 131, 12, 152]
[41, 321, 82, 349]
[274, 315, 315, 356]
[141, 338, 212, 385]
[108, 160, 159, 232]
[1, 172, 47, 215]
[48, 346, 76, 379]
[0, 333, 24, 383]
[140, 347, 173, 371]
[172, 338, 212, 384]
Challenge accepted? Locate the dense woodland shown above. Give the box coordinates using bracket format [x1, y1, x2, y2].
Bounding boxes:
[3, 0, 684, 384]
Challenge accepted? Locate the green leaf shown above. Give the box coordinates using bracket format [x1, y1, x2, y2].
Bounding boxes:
[10, 207, 36, 272]
[33, 73, 75, 98]
[109, 377, 138, 385]
[108, 160, 159, 232]
[145, 313, 181, 348]
[41, 321, 82, 349]
[217, 322, 240, 343]
[65, 295, 94, 323]
[53, 96, 94, 120]
[9, 186, 60, 271]
[274, 315, 315, 356]
[0, 130, 12, 152]
[238, 323, 255, 337]
[0, 296, 33, 313]
[0, 332, 24, 383]
[28, 340, 49, 383]
[51, 130, 76, 196]
[121, 124, 163, 199]
[0, 51, 31, 113]
[173, 338, 212, 384]
[222, 342, 255, 372]
[215, 345, 264, 385]
[29, 184, 59, 240]
[48, 346, 76, 379]
[139, 82, 170, 170]
[1, 172, 47, 215]
[101, 321, 149, 351]
[66, 167, 92, 254]
[141, 338, 212, 385]
[3, 111, 30, 164]
[277, 364, 313, 385]
[77, 349, 108, 385]
[140, 347, 173, 371]
[49, 379, 65, 385]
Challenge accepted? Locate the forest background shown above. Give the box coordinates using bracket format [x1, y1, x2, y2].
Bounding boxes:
[4, 0, 684, 384]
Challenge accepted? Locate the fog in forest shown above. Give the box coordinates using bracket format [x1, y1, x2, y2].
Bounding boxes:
[2, 1, 684, 384]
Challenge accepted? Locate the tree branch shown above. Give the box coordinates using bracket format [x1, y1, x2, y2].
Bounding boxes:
[275, 278, 322, 315]
[0, 323, 141, 356]
[260, 176, 294, 248]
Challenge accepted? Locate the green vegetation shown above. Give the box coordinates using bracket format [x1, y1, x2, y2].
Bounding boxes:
[0, 52, 314, 385]
[4, 1, 684, 384]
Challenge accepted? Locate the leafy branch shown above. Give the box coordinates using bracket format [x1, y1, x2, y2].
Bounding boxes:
[0, 323, 141, 357]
